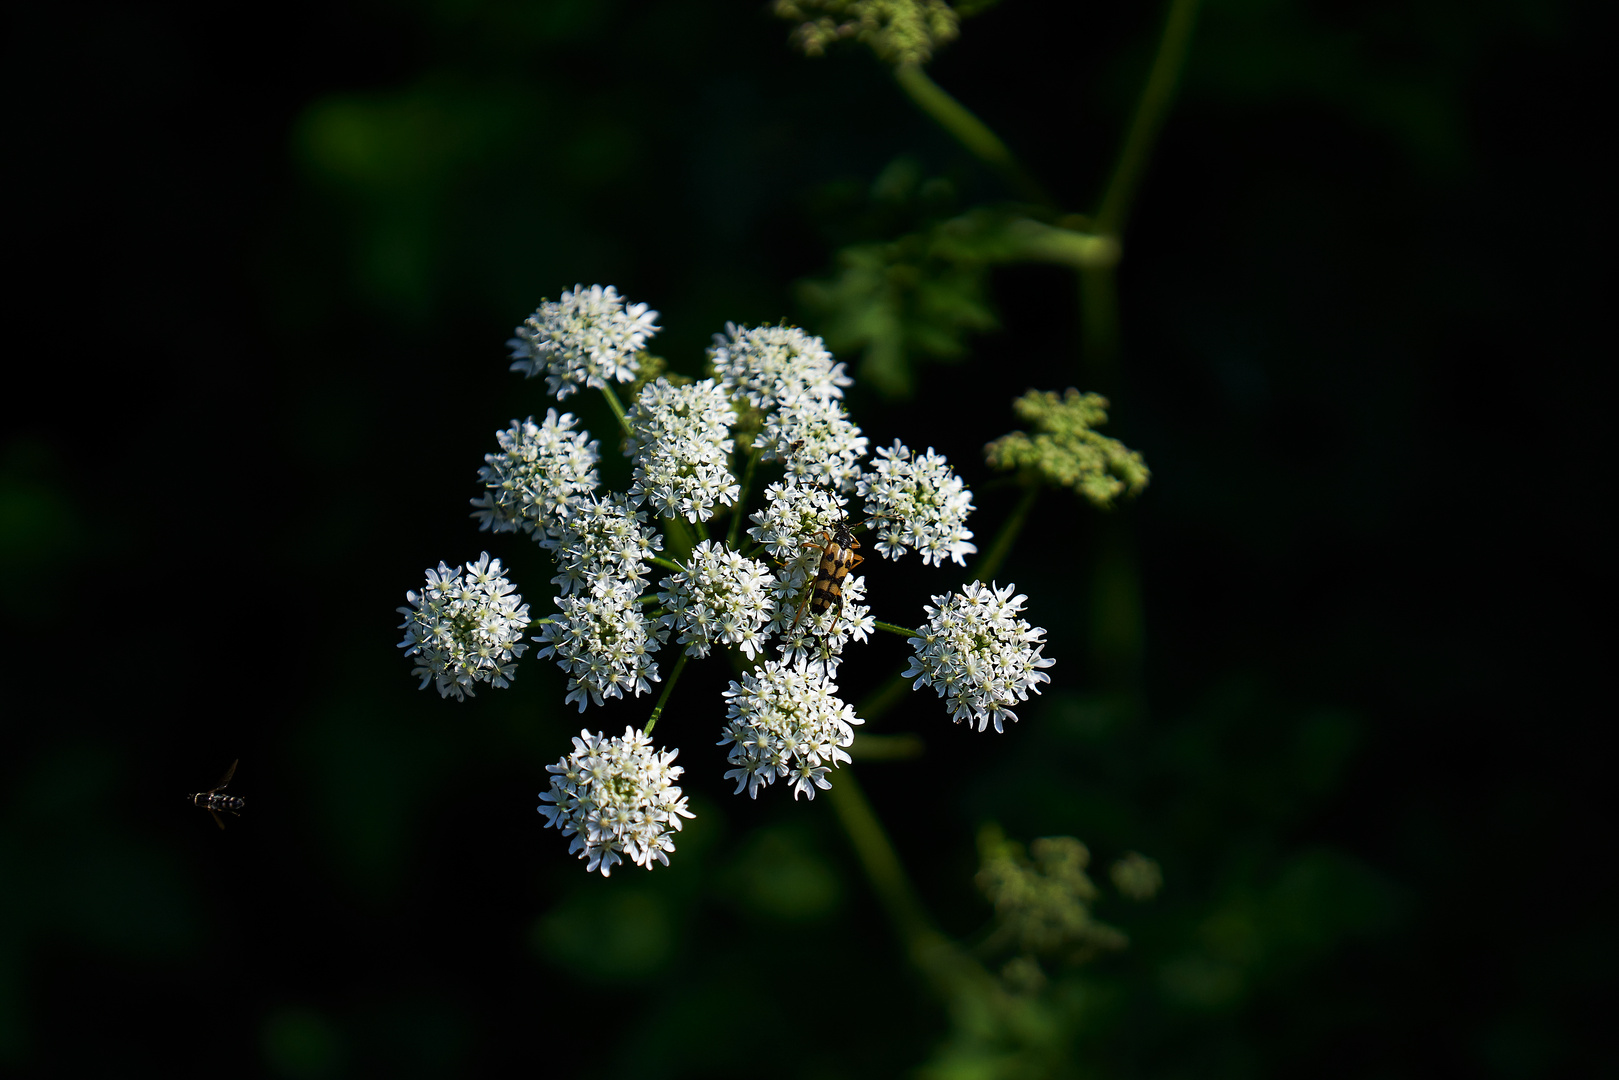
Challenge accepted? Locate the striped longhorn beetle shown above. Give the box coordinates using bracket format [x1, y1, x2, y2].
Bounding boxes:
[789, 495, 903, 635]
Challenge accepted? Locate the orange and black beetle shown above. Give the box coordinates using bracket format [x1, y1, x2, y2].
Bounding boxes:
[792, 515, 865, 632]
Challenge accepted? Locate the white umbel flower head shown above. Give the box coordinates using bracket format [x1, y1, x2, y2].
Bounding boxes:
[905, 581, 1055, 733]
[708, 323, 852, 409]
[539, 727, 695, 876]
[625, 378, 740, 522]
[719, 660, 863, 800]
[398, 552, 530, 701]
[542, 493, 664, 598]
[470, 410, 600, 539]
[509, 284, 659, 400]
[533, 583, 669, 711]
[755, 394, 869, 493]
[656, 540, 776, 661]
[858, 440, 977, 567]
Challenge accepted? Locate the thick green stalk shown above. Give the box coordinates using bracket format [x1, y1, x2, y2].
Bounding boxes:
[825, 769, 936, 951]
[893, 64, 1054, 208]
[873, 620, 921, 639]
[970, 483, 1040, 584]
[1094, 0, 1203, 237]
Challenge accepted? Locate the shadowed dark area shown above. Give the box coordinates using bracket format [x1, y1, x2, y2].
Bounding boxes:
[2, 0, 1607, 1076]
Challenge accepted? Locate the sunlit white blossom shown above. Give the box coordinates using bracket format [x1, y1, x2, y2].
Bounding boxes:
[470, 410, 600, 539]
[858, 440, 976, 567]
[539, 727, 695, 875]
[398, 552, 530, 701]
[746, 480, 848, 560]
[719, 660, 862, 800]
[509, 284, 659, 400]
[905, 581, 1054, 733]
[625, 377, 740, 522]
[755, 393, 868, 492]
[657, 540, 776, 660]
[708, 323, 851, 409]
[542, 493, 664, 598]
[533, 583, 668, 711]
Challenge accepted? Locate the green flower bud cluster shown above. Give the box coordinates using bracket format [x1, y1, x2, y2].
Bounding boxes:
[774, 0, 961, 67]
[984, 389, 1151, 509]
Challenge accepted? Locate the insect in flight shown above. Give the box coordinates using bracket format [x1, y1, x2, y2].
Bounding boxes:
[187, 759, 244, 830]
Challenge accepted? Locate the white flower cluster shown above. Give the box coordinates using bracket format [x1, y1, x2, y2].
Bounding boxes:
[397, 553, 530, 701]
[509, 284, 659, 400]
[625, 378, 740, 522]
[533, 587, 668, 711]
[708, 323, 851, 408]
[905, 581, 1055, 733]
[859, 440, 977, 567]
[538, 727, 695, 875]
[470, 410, 600, 538]
[657, 540, 776, 660]
[541, 493, 664, 598]
[719, 660, 863, 800]
[757, 394, 868, 492]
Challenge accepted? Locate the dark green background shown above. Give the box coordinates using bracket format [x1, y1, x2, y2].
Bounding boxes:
[2, 0, 1607, 1076]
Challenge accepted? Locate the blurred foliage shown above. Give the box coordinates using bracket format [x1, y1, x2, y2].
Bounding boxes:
[975, 827, 1128, 964]
[985, 389, 1150, 508]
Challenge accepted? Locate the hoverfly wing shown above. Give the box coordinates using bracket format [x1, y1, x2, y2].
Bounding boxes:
[211, 759, 238, 793]
[210, 809, 226, 831]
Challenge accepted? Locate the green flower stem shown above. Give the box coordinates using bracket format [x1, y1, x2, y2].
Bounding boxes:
[525, 616, 558, 630]
[969, 482, 1040, 583]
[727, 447, 760, 548]
[598, 382, 635, 439]
[648, 556, 685, 574]
[643, 652, 688, 735]
[893, 63, 1054, 208]
[856, 671, 914, 723]
[848, 732, 925, 761]
[1095, 0, 1203, 238]
[873, 620, 922, 639]
[661, 514, 696, 561]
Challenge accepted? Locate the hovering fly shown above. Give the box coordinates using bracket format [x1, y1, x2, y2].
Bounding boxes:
[187, 759, 244, 830]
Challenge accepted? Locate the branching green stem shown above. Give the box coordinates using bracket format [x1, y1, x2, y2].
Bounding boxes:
[893, 63, 1055, 208]
[643, 652, 688, 735]
[873, 620, 921, 639]
[649, 556, 684, 574]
